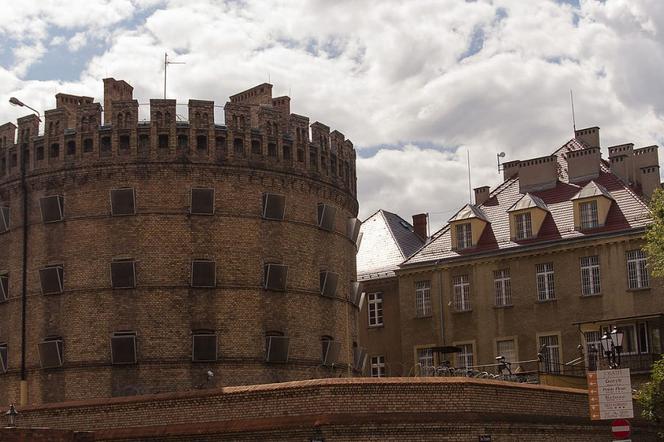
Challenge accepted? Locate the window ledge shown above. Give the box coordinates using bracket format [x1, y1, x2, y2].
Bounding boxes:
[494, 304, 513, 309]
[580, 293, 602, 298]
[627, 287, 650, 293]
[415, 314, 433, 319]
[368, 324, 384, 329]
[535, 299, 557, 304]
[453, 309, 472, 314]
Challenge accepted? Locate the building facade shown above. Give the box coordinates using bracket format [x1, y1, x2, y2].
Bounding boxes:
[0, 79, 362, 405]
[359, 127, 663, 383]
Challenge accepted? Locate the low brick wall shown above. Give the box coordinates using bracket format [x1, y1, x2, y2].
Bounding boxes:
[9, 377, 661, 441]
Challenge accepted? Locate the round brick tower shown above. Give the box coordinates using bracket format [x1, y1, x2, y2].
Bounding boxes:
[0, 79, 362, 404]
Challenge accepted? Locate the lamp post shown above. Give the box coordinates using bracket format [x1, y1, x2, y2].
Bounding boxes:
[600, 327, 624, 369]
[5, 404, 18, 428]
[9, 97, 40, 406]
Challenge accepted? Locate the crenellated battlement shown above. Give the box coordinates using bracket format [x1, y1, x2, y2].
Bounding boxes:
[0, 79, 357, 196]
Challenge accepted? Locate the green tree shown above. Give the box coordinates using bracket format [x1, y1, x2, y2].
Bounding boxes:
[636, 355, 664, 437]
[645, 188, 664, 277]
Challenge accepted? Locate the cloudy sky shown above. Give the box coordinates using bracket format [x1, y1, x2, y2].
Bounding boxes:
[1, 0, 663, 230]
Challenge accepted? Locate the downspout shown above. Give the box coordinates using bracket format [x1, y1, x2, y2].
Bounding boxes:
[438, 262, 445, 346]
[20, 140, 29, 406]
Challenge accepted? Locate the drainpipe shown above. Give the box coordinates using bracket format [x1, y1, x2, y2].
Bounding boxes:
[438, 263, 445, 346]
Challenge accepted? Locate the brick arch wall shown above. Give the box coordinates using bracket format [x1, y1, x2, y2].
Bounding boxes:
[0, 154, 359, 404]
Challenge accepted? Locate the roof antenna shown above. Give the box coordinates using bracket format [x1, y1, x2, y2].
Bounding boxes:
[570, 89, 576, 133]
[467, 147, 473, 203]
[164, 52, 185, 99]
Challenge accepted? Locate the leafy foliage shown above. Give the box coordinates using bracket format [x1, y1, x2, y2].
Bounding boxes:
[645, 188, 664, 278]
[636, 355, 664, 434]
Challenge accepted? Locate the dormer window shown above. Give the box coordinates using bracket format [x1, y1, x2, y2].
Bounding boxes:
[579, 200, 598, 229]
[515, 212, 532, 240]
[507, 193, 549, 241]
[448, 204, 488, 250]
[456, 223, 472, 249]
[571, 181, 613, 231]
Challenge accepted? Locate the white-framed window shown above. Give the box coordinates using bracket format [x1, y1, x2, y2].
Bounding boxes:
[496, 339, 516, 363]
[538, 334, 561, 374]
[580, 200, 599, 229]
[370, 355, 385, 377]
[415, 280, 432, 317]
[452, 275, 471, 311]
[417, 348, 434, 369]
[627, 249, 649, 289]
[367, 292, 383, 327]
[494, 269, 512, 306]
[456, 343, 474, 368]
[584, 331, 601, 371]
[536, 263, 555, 301]
[515, 212, 532, 239]
[456, 222, 472, 249]
[580, 255, 601, 296]
[616, 324, 638, 355]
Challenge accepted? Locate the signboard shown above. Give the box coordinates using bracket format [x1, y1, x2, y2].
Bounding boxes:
[611, 419, 630, 439]
[587, 369, 633, 420]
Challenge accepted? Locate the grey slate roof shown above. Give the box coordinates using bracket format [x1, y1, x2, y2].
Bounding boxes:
[357, 210, 425, 280]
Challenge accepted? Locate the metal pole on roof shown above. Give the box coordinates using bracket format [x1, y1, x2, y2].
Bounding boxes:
[467, 147, 473, 203]
[570, 89, 576, 132]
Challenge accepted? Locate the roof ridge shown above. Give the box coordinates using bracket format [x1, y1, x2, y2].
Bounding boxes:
[379, 210, 407, 260]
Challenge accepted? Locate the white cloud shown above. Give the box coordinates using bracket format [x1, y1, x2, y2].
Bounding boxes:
[1, 0, 664, 224]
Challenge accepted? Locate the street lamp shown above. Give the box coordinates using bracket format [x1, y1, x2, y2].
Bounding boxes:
[5, 404, 18, 428]
[600, 327, 624, 369]
[8, 97, 42, 121]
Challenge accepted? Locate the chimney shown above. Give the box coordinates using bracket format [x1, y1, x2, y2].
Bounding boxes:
[608, 143, 634, 184]
[575, 126, 600, 149]
[412, 213, 428, 241]
[103, 78, 134, 125]
[474, 186, 490, 205]
[566, 147, 600, 183]
[518, 155, 558, 193]
[639, 165, 661, 200]
[503, 160, 520, 181]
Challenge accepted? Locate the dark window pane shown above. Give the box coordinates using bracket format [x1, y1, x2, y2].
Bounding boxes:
[297, 149, 304, 162]
[262, 193, 285, 220]
[111, 333, 137, 364]
[268, 143, 277, 157]
[39, 266, 64, 295]
[191, 188, 214, 215]
[119, 135, 130, 153]
[234, 138, 244, 156]
[111, 188, 135, 216]
[263, 264, 287, 291]
[40, 195, 64, 223]
[0, 344, 7, 373]
[38, 339, 64, 368]
[50, 143, 59, 158]
[265, 335, 289, 363]
[283, 144, 292, 161]
[0, 274, 8, 302]
[349, 281, 364, 307]
[347, 217, 361, 243]
[111, 261, 136, 289]
[317, 204, 336, 231]
[320, 271, 339, 298]
[0, 206, 9, 232]
[192, 333, 217, 362]
[192, 260, 216, 288]
[196, 135, 208, 152]
[177, 134, 188, 151]
[36, 145, 44, 160]
[138, 134, 150, 155]
[158, 134, 169, 150]
[66, 141, 76, 155]
[353, 347, 368, 372]
[100, 136, 112, 156]
[83, 138, 93, 152]
[251, 139, 261, 155]
[322, 340, 341, 366]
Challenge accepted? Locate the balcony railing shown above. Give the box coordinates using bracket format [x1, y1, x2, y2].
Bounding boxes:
[587, 352, 660, 373]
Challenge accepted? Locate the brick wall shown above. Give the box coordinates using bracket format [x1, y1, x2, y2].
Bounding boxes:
[9, 378, 661, 441]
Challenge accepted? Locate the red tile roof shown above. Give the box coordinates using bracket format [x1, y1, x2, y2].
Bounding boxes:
[402, 139, 652, 267]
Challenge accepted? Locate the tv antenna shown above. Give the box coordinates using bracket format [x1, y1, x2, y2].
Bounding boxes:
[570, 89, 576, 132]
[466, 147, 472, 203]
[163, 52, 185, 99]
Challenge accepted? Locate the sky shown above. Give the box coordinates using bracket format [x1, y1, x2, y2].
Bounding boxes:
[1, 0, 663, 231]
